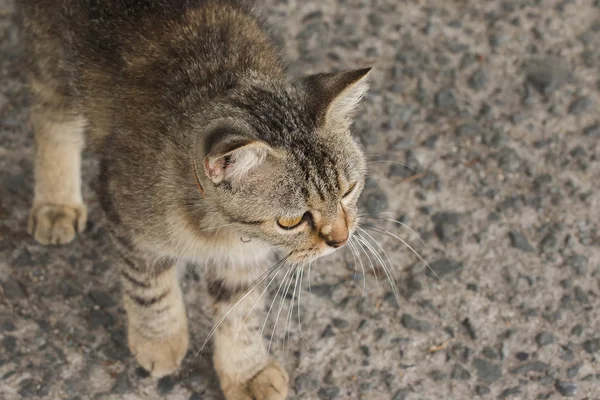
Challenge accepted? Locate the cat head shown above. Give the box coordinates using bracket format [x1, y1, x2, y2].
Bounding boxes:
[196, 68, 371, 262]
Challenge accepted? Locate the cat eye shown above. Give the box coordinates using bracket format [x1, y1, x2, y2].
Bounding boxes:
[277, 215, 305, 230]
[342, 182, 357, 198]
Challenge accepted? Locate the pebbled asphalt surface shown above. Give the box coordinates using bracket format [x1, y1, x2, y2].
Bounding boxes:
[1, 0, 600, 399]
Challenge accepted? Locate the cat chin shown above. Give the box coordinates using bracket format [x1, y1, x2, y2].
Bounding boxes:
[287, 244, 340, 264]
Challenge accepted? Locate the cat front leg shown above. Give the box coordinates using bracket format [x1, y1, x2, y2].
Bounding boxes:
[208, 271, 289, 400]
[118, 251, 189, 378]
[27, 81, 87, 245]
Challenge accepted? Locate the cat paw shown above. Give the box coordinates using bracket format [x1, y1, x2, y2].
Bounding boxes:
[128, 323, 189, 378]
[223, 362, 289, 400]
[248, 362, 289, 400]
[28, 203, 87, 245]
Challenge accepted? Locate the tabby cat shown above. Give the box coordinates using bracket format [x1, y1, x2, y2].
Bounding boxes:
[22, 0, 370, 398]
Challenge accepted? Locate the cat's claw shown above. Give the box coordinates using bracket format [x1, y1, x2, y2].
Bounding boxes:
[28, 203, 87, 245]
[127, 323, 189, 378]
[223, 362, 289, 400]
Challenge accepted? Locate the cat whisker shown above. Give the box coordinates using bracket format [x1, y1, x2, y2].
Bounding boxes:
[362, 175, 396, 186]
[347, 238, 367, 300]
[354, 233, 400, 303]
[346, 238, 359, 279]
[356, 229, 400, 304]
[259, 262, 295, 352]
[353, 234, 381, 292]
[197, 254, 290, 356]
[197, 223, 237, 232]
[297, 266, 309, 350]
[362, 225, 438, 280]
[233, 256, 291, 341]
[283, 266, 301, 355]
[268, 265, 297, 354]
[357, 227, 397, 277]
[359, 214, 427, 246]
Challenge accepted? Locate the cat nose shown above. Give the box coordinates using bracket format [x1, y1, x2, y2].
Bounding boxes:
[326, 238, 348, 248]
[322, 224, 349, 248]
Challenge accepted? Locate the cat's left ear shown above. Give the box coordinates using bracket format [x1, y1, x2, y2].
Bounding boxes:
[203, 130, 272, 185]
[301, 67, 372, 126]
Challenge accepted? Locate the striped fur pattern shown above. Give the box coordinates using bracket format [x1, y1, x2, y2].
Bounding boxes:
[21, 0, 370, 398]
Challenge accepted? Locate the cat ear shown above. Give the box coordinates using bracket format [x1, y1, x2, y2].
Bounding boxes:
[203, 133, 270, 185]
[302, 67, 372, 126]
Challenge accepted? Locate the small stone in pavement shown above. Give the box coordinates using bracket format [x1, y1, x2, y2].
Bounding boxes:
[434, 88, 456, 108]
[294, 373, 319, 393]
[401, 313, 432, 332]
[429, 370, 446, 381]
[508, 231, 534, 252]
[362, 191, 389, 214]
[432, 212, 462, 242]
[317, 386, 340, 400]
[475, 385, 491, 396]
[462, 318, 477, 339]
[392, 388, 410, 400]
[111, 372, 132, 394]
[427, 259, 463, 278]
[555, 380, 578, 397]
[321, 324, 335, 338]
[568, 97, 593, 115]
[481, 347, 498, 359]
[536, 332, 555, 347]
[88, 290, 116, 308]
[574, 286, 589, 304]
[510, 361, 550, 375]
[450, 364, 471, 380]
[571, 325, 583, 336]
[309, 284, 335, 299]
[449, 344, 473, 362]
[565, 255, 588, 276]
[566, 364, 581, 379]
[526, 56, 570, 95]
[583, 124, 600, 137]
[582, 338, 600, 354]
[468, 68, 488, 90]
[499, 386, 522, 398]
[3, 335, 17, 353]
[472, 358, 502, 384]
[2, 280, 26, 299]
[515, 352, 529, 361]
[157, 376, 176, 395]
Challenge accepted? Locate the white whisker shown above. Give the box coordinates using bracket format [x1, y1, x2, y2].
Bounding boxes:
[197, 255, 289, 356]
[354, 233, 399, 301]
[260, 264, 295, 352]
[353, 235, 381, 291]
[297, 266, 309, 349]
[359, 214, 426, 246]
[197, 223, 237, 232]
[233, 259, 288, 341]
[364, 225, 438, 280]
[348, 239, 367, 299]
[356, 231, 400, 303]
[283, 266, 301, 355]
[269, 265, 297, 353]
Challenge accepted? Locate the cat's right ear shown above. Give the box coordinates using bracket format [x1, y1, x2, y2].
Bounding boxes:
[301, 67, 372, 127]
[202, 128, 272, 185]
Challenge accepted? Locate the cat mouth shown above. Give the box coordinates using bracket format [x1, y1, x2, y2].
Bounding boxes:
[288, 239, 349, 263]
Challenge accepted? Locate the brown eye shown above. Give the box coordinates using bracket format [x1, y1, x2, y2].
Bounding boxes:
[277, 215, 304, 230]
[342, 182, 357, 198]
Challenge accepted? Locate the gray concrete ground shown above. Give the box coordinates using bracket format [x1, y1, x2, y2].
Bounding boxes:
[1, 0, 600, 399]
